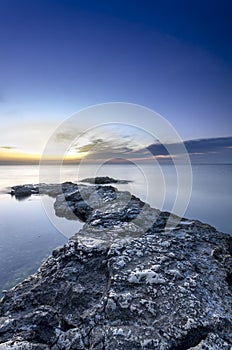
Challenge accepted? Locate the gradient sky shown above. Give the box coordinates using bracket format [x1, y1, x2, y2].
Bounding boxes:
[0, 0, 232, 163]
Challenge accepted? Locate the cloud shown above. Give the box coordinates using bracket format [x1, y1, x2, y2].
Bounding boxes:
[68, 134, 232, 164]
[75, 139, 103, 153]
[146, 143, 169, 156]
[145, 136, 232, 164]
[55, 130, 78, 142]
[147, 137, 232, 155]
[184, 137, 232, 154]
[0, 146, 16, 150]
[70, 131, 141, 156]
[72, 139, 136, 158]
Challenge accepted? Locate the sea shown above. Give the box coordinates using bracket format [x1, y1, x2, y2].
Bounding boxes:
[0, 163, 231, 294]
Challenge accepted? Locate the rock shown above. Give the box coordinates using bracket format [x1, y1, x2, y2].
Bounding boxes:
[10, 182, 79, 200]
[79, 176, 131, 184]
[11, 185, 39, 199]
[0, 341, 50, 349]
[188, 333, 231, 349]
[2, 182, 232, 349]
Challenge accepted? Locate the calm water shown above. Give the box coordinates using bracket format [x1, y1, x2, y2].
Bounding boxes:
[0, 164, 231, 293]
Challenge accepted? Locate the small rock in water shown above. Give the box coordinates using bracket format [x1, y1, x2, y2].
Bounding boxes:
[80, 176, 131, 184]
[11, 185, 39, 199]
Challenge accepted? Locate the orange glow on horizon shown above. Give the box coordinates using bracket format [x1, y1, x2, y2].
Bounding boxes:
[0, 149, 41, 162]
[0, 148, 176, 164]
[0, 148, 84, 163]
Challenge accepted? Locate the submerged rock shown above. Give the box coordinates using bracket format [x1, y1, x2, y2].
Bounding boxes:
[1, 182, 232, 349]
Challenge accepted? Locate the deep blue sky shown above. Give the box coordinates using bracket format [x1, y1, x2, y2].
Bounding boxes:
[0, 0, 232, 161]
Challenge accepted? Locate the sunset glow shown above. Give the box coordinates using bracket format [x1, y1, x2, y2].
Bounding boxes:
[0, 1, 231, 164]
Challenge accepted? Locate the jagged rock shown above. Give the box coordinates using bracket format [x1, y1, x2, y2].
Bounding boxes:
[188, 333, 231, 349]
[0, 341, 50, 349]
[1, 182, 232, 349]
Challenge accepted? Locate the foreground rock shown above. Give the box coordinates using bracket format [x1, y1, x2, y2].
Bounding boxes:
[1, 183, 232, 349]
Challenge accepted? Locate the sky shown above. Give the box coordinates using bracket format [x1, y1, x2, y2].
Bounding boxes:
[0, 0, 232, 164]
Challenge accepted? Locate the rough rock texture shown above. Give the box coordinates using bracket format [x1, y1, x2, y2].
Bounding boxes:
[2, 183, 232, 349]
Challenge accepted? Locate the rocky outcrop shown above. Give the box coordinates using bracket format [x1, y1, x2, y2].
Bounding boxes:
[10, 178, 130, 200]
[1, 183, 232, 349]
[79, 176, 131, 184]
[10, 182, 75, 199]
[11, 185, 39, 199]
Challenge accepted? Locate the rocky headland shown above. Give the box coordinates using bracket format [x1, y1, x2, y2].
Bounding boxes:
[1, 180, 232, 349]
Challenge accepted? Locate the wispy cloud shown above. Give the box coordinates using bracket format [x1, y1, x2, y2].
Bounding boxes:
[66, 134, 232, 164]
[0, 146, 16, 150]
[57, 124, 155, 153]
[75, 139, 103, 153]
[55, 130, 78, 142]
[71, 138, 138, 157]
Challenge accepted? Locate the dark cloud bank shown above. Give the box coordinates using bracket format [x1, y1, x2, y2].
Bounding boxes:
[147, 137, 232, 164]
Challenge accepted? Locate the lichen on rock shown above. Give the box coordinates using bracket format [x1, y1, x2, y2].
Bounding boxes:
[1, 182, 232, 349]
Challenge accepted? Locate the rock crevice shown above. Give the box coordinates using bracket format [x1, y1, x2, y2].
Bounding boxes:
[1, 182, 232, 349]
